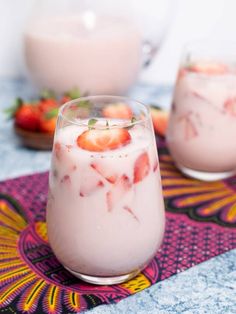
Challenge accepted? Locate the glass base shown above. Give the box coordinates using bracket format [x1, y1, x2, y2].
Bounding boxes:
[176, 164, 236, 181]
[64, 266, 140, 285]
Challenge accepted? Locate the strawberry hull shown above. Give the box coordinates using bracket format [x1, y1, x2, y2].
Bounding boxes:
[47, 121, 165, 278]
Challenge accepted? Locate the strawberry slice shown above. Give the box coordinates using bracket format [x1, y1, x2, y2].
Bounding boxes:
[52, 168, 58, 179]
[185, 119, 198, 140]
[72, 165, 77, 171]
[133, 152, 150, 184]
[176, 68, 187, 82]
[66, 145, 73, 152]
[80, 179, 104, 197]
[77, 128, 131, 152]
[188, 61, 228, 75]
[179, 114, 198, 140]
[106, 191, 113, 212]
[54, 142, 61, 160]
[60, 175, 71, 184]
[80, 161, 106, 197]
[191, 91, 210, 103]
[224, 98, 236, 117]
[153, 159, 159, 172]
[123, 206, 139, 222]
[150, 106, 169, 137]
[103, 103, 133, 119]
[91, 163, 118, 184]
[106, 175, 131, 211]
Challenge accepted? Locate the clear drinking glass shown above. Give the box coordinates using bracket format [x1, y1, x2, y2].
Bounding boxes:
[166, 41, 236, 181]
[46, 96, 165, 285]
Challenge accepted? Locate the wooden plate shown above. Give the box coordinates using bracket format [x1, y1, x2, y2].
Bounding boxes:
[14, 126, 54, 150]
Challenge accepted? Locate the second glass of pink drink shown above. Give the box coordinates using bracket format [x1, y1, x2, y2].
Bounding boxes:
[46, 96, 165, 285]
[167, 42, 236, 181]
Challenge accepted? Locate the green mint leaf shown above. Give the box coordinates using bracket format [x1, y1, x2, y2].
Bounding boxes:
[88, 118, 98, 129]
[131, 116, 137, 123]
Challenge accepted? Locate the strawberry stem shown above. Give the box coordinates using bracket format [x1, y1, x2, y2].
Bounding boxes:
[149, 104, 162, 111]
[65, 88, 81, 100]
[40, 89, 56, 100]
[45, 108, 59, 120]
[4, 98, 23, 119]
[124, 116, 137, 129]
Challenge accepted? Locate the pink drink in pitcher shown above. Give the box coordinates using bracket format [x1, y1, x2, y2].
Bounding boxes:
[24, 15, 142, 95]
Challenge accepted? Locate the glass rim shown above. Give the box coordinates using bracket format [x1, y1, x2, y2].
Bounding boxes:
[178, 39, 236, 81]
[58, 95, 151, 129]
[182, 39, 236, 57]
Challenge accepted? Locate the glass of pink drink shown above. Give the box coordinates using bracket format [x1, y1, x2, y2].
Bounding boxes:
[166, 42, 236, 181]
[46, 96, 165, 285]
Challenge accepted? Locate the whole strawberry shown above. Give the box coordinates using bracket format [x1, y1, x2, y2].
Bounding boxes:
[150, 106, 169, 137]
[15, 104, 40, 131]
[5, 88, 82, 134]
[38, 98, 58, 113]
[39, 108, 58, 133]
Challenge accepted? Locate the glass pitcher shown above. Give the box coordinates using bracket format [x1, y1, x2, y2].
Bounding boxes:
[24, 0, 175, 95]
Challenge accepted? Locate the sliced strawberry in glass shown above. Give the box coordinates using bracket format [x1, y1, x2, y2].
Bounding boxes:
[224, 98, 236, 117]
[60, 174, 71, 184]
[54, 142, 61, 160]
[188, 61, 228, 75]
[103, 103, 133, 119]
[90, 162, 118, 184]
[77, 128, 131, 152]
[133, 152, 150, 184]
[123, 206, 139, 222]
[80, 179, 104, 197]
[153, 159, 159, 172]
[177, 68, 188, 82]
[106, 174, 132, 211]
[179, 113, 198, 140]
[184, 117, 198, 140]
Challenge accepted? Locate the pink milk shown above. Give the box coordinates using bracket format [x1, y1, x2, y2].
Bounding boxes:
[24, 15, 142, 95]
[46, 122, 165, 280]
[167, 62, 236, 178]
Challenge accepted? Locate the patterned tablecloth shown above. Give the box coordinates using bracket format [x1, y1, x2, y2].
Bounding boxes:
[0, 79, 236, 314]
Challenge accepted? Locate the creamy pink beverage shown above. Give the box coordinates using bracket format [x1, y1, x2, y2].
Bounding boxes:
[46, 97, 165, 284]
[24, 14, 142, 94]
[167, 61, 236, 180]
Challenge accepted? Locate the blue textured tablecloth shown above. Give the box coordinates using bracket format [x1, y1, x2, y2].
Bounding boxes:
[0, 79, 235, 314]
